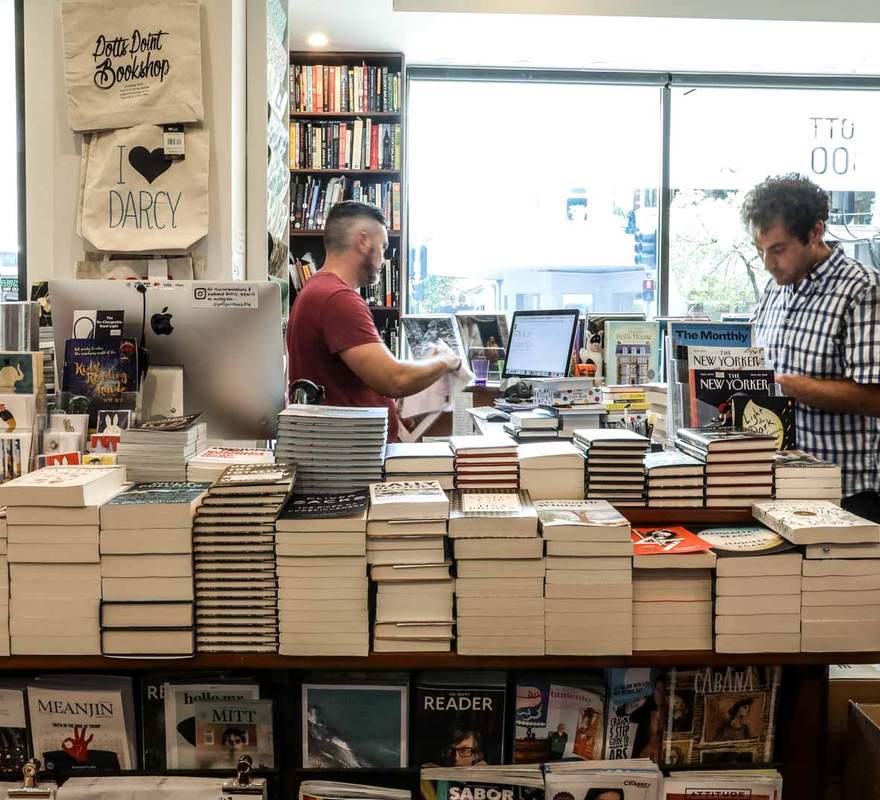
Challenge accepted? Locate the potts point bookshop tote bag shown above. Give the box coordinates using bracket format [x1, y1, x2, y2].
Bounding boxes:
[61, 0, 204, 132]
[81, 123, 209, 253]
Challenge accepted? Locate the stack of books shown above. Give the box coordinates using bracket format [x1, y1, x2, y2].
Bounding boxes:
[275, 491, 369, 656]
[774, 449, 842, 501]
[574, 429, 649, 507]
[754, 500, 880, 652]
[192, 464, 294, 653]
[643, 382, 668, 445]
[516, 442, 584, 501]
[449, 435, 519, 489]
[600, 385, 648, 426]
[186, 447, 274, 482]
[644, 451, 704, 508]
[0, 466, 126, 655]
[117, 415, 208, 482]
[275, 406, 388, 495]
[536, 499, 633, 655]
[449, 489, 542, 655]
[99, 481, 209, 657]
[674, 428, 775, 507]
[631, 526, 715, 651]
[368, 481, 453, 652]
[503, 409, 559, 441]
[547, 405, 606, 438]
[706, 525, 803, 653]
[383, 442, 454, 491]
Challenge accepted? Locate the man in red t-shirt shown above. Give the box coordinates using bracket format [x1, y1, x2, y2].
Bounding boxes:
[287, 201, 460, 441]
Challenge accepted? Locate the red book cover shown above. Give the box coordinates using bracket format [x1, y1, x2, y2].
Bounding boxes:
[312, 65, 319, 112]
[370, 125, 380, 170]
[631, 526, 713, 556]
[328, 66, 335, 112]
[339, 122, 347, 169]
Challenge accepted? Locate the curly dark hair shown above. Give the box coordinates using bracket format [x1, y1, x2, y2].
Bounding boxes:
[740, 173, 830, 244]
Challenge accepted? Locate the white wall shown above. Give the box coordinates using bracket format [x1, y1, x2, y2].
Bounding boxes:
[24, 0, 247, 285]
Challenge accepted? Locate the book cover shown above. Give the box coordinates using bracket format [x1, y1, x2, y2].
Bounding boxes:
[402, 315, 464, 360]
[644, 451, 704, 473]
[605, 668, 669, 762]
[27, 686, 132, 771]
[545, 766, 661, 800]
[213, 463, 294, 489]
[513, 674, 606, 762]
[686, 346, 766, 371]
[753, 500, 877, 536]
[104, 482, 212, 507]
[774, 449, 839, 473]
[421, 769, 544, 800]
[688, 369, 774, 427]
[663, 666, 782, 766]
[279, 490, 369, 519]
[667, 322, 753, 355]
[0, 687, 28, 772]
[413, 673, 506, 767]
[732, 395, 796, 450]
[127, 413, 204, 434]
[96, 410, 132, 435]
[0, 395, 36, 432]
[663, 774, 781, 800]
[302, 683, 408, 768]
[194, 698, 274, 769]
[163, 683, 260, 769]
[0, 352, 43, 394]
[369, 481, 448, 507]
[631, 527, 713, 556]
[533, 500, 629, 529]
[675, 428, 775, 451]
[603, 321, 660, 386]
[61, 338, 138, 427]
[451, 490, 534, 518]
[189, 447, 274, 465]
[698, 525, 795, 557]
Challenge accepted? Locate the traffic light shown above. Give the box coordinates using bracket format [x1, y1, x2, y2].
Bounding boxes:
[634, 230, 656, 267]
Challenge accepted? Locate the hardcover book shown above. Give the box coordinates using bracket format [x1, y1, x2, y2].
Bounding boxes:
[732, 395, 796, 450]
[368, 481, 449, 520]
[604, 668, 669, 762]
[513, 673, 606, 762]
[752, 500, 880, 545]
[61, 338, 138, 426]
[603, 321, 660, 386]
[675, 428, 776, 452]
[302, 683, 408, 768]
[688, 369, 774, 427]
[0, 352, 43, 395]
[412, 672, 506, 767]
[774, 449, 841, 476]
[663, 666, 782, 767]
[193, 698, 274, 769]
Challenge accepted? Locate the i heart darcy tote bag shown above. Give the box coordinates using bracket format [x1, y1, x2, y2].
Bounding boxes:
[81, 124, 209, 253]
[61, 0, 204, 132]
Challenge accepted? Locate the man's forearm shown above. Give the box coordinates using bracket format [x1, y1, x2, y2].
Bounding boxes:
[391, 357, 452, 398]
[776, 374, 880, 416]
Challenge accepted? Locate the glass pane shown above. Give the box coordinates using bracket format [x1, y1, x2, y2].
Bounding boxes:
[408, 80, 662, 315]
[0, 0, 16, 300]
[669, 86, 879, 318]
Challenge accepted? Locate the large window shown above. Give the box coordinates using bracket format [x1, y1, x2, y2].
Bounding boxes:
[409, 73, 880, 318]
[669, 86, 880, 317]
[407, 78, 662, 315]
[0, 0, 18, 300]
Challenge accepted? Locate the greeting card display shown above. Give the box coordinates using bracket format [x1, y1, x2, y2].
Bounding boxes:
[61, 0, 204, 132]
[80, 123, 209, 253]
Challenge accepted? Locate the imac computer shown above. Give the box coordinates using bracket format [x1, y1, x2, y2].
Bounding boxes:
[49, 280, 286, 439]
[502, 309, 580, 379]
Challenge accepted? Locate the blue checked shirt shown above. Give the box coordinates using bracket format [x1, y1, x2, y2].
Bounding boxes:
[753, 245, 880, 496]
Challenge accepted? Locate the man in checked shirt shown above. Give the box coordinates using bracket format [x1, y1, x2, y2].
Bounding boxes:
[744, 174, 880, 521]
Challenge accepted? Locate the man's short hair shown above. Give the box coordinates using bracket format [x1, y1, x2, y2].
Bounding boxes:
[740, 173, 830, 244]
[324, 201, 386, 253]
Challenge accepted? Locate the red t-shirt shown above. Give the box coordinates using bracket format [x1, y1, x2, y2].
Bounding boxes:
[287, 271, 399, 441]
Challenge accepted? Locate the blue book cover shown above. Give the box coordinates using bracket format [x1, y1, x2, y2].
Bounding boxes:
[61, 338, 138, 427]
[105, 482, 212, 507]
[668, 322, 753, 354]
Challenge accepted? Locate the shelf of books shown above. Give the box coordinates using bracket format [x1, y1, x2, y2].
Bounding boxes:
[290, 51, 405, 352]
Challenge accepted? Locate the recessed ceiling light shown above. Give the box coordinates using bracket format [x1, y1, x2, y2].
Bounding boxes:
[307, 32, 328, 48]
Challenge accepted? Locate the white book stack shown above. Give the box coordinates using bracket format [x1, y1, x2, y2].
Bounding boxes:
[551, 405, 606, 439]
[573, 429, 649, 507]
[449, 435, 518, 490]
[0, 509, 7, 655]
[536, 499, 633, 655]
[185, 447, 275, 483]
[517, 442, 584, 501]
[0, 466, 127, 655]
[449, 488, 543, 655]
[643, 382, 668, 445]
[705, 525, 803, 654]
[100, 481, 209, 657]
[774, 450, 842, 501]
[383, 442, 455, 491]
[503, 408, 560, 441]
[193, 464, 294, 653]
[368, 481, 453, 652]
[645, 450, 704, 508]
[117, 415, 208, 482]
[632, 569, 714, 651]
[275, 405, 388, 495]
[276, 491, 370, 656]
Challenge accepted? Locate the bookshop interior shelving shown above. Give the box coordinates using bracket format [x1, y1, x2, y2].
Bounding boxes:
[289, 51, 407, 351]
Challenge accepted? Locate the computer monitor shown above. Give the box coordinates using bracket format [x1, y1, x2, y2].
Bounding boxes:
[502, 309, 580, 379]
[49, 280, 285, 439]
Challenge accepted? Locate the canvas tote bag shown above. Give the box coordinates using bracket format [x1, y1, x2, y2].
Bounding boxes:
[61, 0, 204, 132]
[81, 123, 209, 253]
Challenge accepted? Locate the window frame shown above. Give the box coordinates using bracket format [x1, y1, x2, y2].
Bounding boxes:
[14, 0, 25, 300]
[406, 66, 880, 315]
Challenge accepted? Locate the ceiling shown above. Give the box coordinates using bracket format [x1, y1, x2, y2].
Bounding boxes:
[289, 0, 880, 74]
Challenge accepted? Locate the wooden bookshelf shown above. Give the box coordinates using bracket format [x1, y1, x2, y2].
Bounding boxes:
[289, 50, 406, 353]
